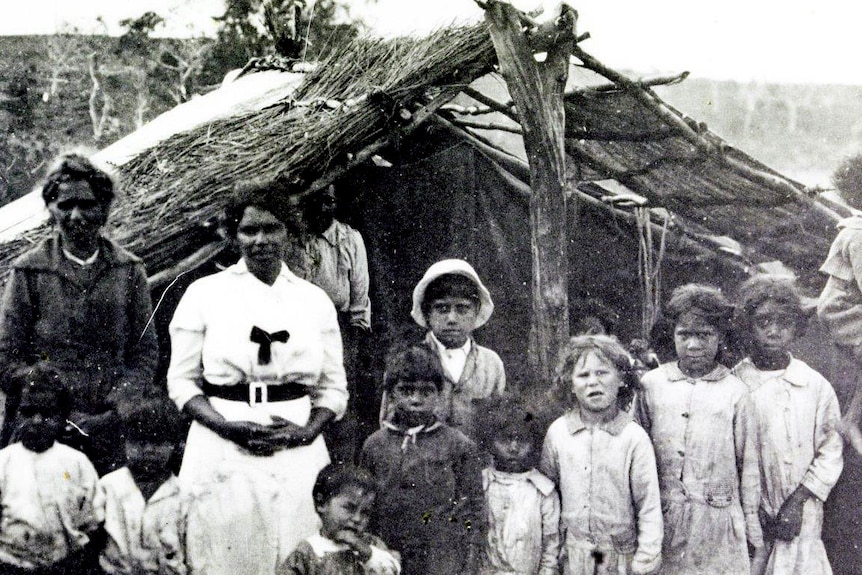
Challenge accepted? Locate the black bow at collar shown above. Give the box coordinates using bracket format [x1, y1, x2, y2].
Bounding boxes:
[250, 326, 290, 365]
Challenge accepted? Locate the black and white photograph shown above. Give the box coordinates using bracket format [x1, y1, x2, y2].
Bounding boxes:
[0, 1, 860, 573]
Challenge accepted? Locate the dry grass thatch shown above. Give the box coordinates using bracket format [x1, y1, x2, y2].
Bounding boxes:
[0, 24, 497, 281]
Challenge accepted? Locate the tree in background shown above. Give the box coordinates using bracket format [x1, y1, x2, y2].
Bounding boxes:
[199, 0, 371, 84]
[0, 1, 370, 203]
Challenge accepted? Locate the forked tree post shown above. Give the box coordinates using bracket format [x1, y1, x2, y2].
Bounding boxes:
[480, 0, 576, 386]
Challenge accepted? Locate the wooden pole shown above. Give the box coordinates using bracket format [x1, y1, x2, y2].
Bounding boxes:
[482, 0, 575, 386]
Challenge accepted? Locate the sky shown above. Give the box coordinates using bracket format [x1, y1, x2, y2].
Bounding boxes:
[3, 0, 862, 84]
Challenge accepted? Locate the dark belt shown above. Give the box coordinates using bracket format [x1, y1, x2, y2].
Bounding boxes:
[202, 380, 309, 404]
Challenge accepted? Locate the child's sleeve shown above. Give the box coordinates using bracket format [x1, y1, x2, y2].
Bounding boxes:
[630, 432, 662, 575]
[634, 378, 653, 435]
[538, 427, 559, 484]
[77, 460, 103, 537]
[364, 536, 402, 575]
[276, 542, 314, 575]
[733, 392, 764, 549]
[800, 379, 844, 501]
[537, 487, 561, 575]
[454, 436, 487, 548]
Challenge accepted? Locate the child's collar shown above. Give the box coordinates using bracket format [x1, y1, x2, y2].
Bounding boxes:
[427, 331, 472, 354]
[381, 420, 443, 450]
[565, 408, 632, 436]
[666, 361, 730, 382]
[306, 534, 351, 557]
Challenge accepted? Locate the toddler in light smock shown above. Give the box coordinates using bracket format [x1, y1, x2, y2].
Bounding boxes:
[541, 335, 662, 575]
[479, 398, 560, 575]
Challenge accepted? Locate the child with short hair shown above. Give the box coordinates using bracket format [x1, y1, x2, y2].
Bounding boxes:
[542, 335, 661, 575]
[381, 259, 505, 441]
[479, 398, 560, 575]
[0, 362, 101, 574]
[733, 275, 843, 575]
[362, 345, 485, 575]
[95, 396, 189, 575]
[636, 284, 763, 574]
[278, 463, 401, 575]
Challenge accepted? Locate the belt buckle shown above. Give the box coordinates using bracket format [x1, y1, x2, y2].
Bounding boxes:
[249, 380, 268, 406]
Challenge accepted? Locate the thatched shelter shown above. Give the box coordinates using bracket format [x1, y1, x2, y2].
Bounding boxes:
[0, 22, 844, 387]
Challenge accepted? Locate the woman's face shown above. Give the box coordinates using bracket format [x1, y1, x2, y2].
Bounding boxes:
[236, 205, 287, 271]
[47, 180, 106, 249]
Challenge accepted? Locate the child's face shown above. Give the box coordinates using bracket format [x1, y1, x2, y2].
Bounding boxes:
[571, 351, 622, 416]
[751, 300, 796, 361]
[125, 438, 175, 479]
[674, 311, 721, 377]
[317, 485, 375, 540]
[17, 393, 64, 453]
[391, 380, 439, 426]
[491, 434, 533, 473]
[426, 296, 478, 348]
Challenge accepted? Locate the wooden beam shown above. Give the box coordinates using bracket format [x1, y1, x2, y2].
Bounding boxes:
[483, 0, 575, 386]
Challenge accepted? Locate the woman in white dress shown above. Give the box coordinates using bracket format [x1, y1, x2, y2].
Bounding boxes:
[167, 181, 348, 575]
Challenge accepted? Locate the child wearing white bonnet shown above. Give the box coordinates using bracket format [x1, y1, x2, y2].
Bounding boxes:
[381, 259, 506, 441]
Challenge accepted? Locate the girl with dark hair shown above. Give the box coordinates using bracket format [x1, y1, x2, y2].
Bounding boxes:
[732, 275, 842, 575]
[637, 284, 763, 574]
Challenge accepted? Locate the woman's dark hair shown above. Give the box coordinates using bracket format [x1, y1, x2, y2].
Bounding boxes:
[41, 153, 115, 209]
[312, 463, 376, 507]
[652, 283, 735, 364]
[222, 177, 302, 238]
[13, 362, 73, 419]
[122, 396, 184, 444]
[734, 274, 808, 353]
[477, 396, 543, 455]
[420, 274, 480, 316]
[383, 344, 446, 392]
[554, 335, 638, 411]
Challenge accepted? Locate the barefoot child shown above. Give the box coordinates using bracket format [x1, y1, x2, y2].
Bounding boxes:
[479, 399, 560, 575]
[541, 335, 661, 575]
[733, 275, 843, 575]
[279, 463, 401, 575]
[95, 397, 189, 575]
[0, 363, 101, 574]
[362, 345, 484, 575]
[636, 284, 763, 574]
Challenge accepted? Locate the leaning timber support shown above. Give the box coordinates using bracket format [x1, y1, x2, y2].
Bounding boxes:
[481, 0, 575, 386]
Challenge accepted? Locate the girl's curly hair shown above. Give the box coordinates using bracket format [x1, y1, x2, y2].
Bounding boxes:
[733, 274, 807, 354]
[554, 335, 638, 411]
[651, 284, 735, 365]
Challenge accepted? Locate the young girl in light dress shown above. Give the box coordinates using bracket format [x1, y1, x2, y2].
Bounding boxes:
[541, 335, 662, 575]
[636, 284, 763, 574]
[733, 275, 843, 575]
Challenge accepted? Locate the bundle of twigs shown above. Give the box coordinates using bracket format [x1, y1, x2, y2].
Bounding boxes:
[0, 24, 497, 283]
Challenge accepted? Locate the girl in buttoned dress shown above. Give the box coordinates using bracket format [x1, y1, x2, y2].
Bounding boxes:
[732, 275, 842, 575]
[635, 284, 763, 575]
[540, 335, 662, 575]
